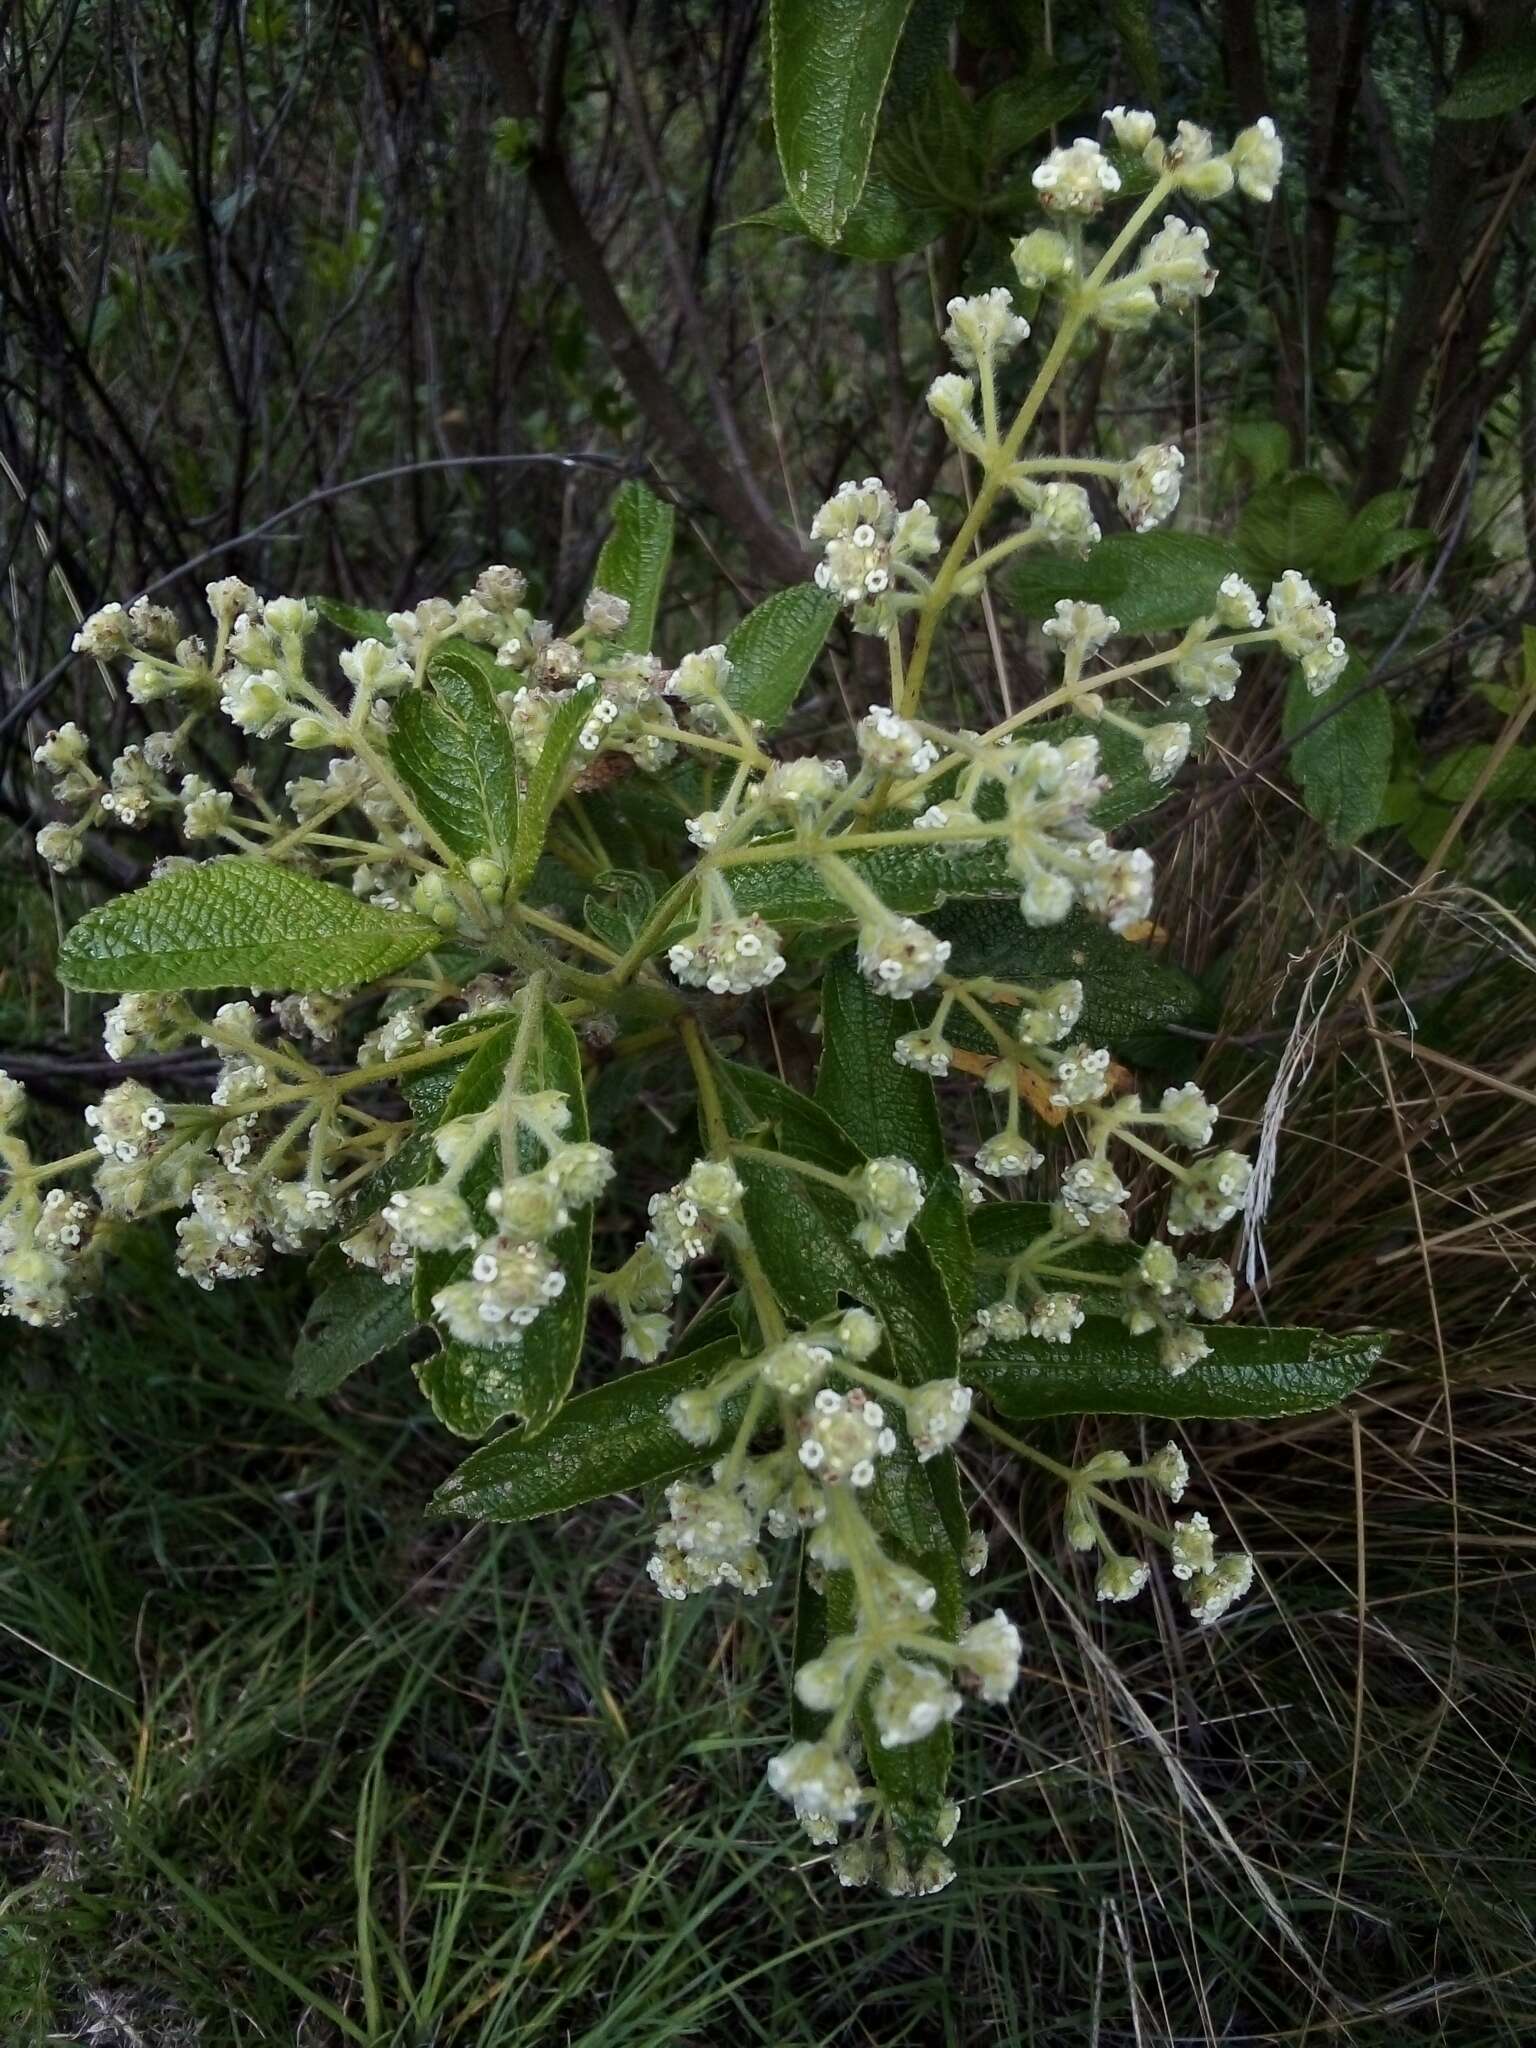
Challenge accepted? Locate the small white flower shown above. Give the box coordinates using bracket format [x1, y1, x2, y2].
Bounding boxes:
[1095, 1556, 1151, 1603]
[1011, 228, 1076, 289]
[766, 1741, 863, 1825]
[1143, 721, 1193, 784]
[1042, 599, 1119, 658]
[871, 1659, 962, 1748]
[1118, 443, 1185, 532]
[942, 287, 1029, 370]
[974, 1134, 1043, 1180]
[799, 1388, 898, 1487]
[957, 1609, 1022, 1702]
[1029, 1293, 1084, 1345]
[893, 1028, 952, 1077]
[856, 914, 951, 999]
[1230, 117, 1283, 202]
[1172, 641, 1242, 704]
[1186, 1551, 1256, 1624]
[1216, 572, 1263, 631]
[1105, 105, 1158, 153]
[849, 1156, 923, 1258]
[668, 915, 787, 996]
[906, 1379, 973, 1460]
[1032, 137, 1121, 216]
[856, 704, 939, 777]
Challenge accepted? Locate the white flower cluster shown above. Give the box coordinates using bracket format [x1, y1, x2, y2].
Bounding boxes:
[668, 913, 787, 996]
[811, 479, 940, 633]
[428, 1110, 616, 1351]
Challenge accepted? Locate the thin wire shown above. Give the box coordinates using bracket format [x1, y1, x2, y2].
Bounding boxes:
[0, 451, 637, 743]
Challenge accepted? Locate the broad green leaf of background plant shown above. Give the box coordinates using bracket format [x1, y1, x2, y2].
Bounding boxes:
[592, 481, 675, 653]
[428, 1337, 751, 1521]
[1006, 532, 1246, 635]
[1285, 659, 1392, 847]
[967, 1324, 1383, 1420]
[935, 900, 1212, 1052]
[57, 856, 441, 994]
[314, 595, 393, 641]
[769, 0, 916, 242]
[389, 642, 519, 862]
[1439, 27, 1536, 118]
[411, 1007, 592, 1438]
[1236, 473, 1351, 581]
[815, 950, 973, 1324]
[513, 680, 600, 890]
[720, 583, 839, 731]
[1327, 490, 1434, 588]
[289, 1266, 418, 1398]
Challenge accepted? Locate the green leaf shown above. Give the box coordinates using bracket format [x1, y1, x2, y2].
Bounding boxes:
[58, 856, 441, 995]
[1006, 532, 1248, 635]
[736, 181, 945, 261]
[389, 643, 519, 863]
[1226, 420, 1292, 490]
[512, 681, 600, 891]
[722, 832, 1010, 931]
[969, 1324, 1383, 1420]
[1440, 28, 1536, 119]
[721, 584, 840, 732]
[1284, 659, 1392, 847]
[715, 1061, 965, 1557]
[427, 1337, 750, 1521]
[593, 481, 674, 653]
[769, 0, 916, 241]
[979, 62, 1096, 166]
[876, 67, 983, 210]
[289, 1268, 418, 1397]
[815, 950, 975, 1391]
[314, 596, 393, 641]
[1236, 473, 1350, 582]
[583, 869, 659, 954]
[412, 1006, 592, 1438]
[1423, 744, 1536, 808]
[934, 900, 1211, 1051]
[971, 1198, 1138, 1316]
[1328, 492, 1433, 587]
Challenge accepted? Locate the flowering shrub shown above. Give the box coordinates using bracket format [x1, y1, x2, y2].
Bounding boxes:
[5, 107, 1380, 1895]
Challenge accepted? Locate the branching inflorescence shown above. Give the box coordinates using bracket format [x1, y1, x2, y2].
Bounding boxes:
[6, 108, 1353, 1893]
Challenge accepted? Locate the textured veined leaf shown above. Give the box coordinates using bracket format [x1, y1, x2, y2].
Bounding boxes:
[1235, 473, 1349, 582]
[721, 583, 839, 731]
[428, 1337, 750, 1521]
[289, 1268, 418, 1398]
[968, 1325, 1382, 1420]
[58, 856, 441, 994]
[816, 949, 974, 1323]
[769, 0, 916, 242]
[934, 900, 1212, 1051]
[314, 596, 393, 641]
[388, 642, 519, 863]
[1007, 532, 1247, 635]
[592, 481, 674, 653]
[1284, 660, 1392, 848]
[512, 681, 600, 890]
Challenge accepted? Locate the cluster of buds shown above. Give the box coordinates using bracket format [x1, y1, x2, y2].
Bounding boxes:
[413, 1091, 615, 1351]
[1, 1074, 100, 1326]
[810, 479, 940, 634]
[1057, 1444, 1256, 1624]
